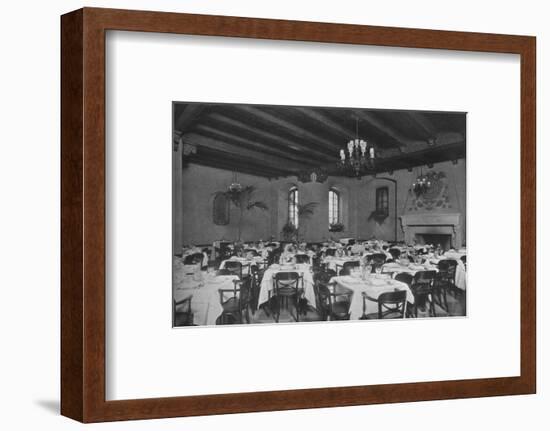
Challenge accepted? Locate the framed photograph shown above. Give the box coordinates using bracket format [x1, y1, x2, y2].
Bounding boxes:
[61, 7, 536, 423]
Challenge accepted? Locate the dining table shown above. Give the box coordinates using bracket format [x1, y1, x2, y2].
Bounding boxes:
[219, 256, 265, 276]
[382, 261, 439, 277]
[330, 273, 414, 319]
[173, 269, 239, 326]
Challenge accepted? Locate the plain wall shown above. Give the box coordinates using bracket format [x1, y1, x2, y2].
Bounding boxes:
[176, 159, 466, 246]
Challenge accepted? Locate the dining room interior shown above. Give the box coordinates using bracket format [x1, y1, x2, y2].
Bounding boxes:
[172, 102, 467, 327]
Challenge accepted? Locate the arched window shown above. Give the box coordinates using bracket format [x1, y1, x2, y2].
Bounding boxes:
[328, 188, 340, 225]
[376, 186, 389, 214]
[288, 186, 299, 228]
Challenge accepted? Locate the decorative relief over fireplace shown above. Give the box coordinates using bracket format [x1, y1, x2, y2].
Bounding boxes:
[400, 213, 462, 248]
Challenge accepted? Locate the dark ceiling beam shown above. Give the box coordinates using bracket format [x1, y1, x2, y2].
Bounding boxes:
[406, 111, 437, 137]
[195, 123, 323, 166]
[174, 104, 205, 132]
[234, 105, 338, 151]
[195, 147, 292, 175]
[205, 113, 335, 161]
[374, 141, 465, 172]
[352, 109, 423, 149]
[181, 133, 305, 172]
[189, 145, 291, 177]
[187, 155, 282, 179]
[294, 107, 353, 139]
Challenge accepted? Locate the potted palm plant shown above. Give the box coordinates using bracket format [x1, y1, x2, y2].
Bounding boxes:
[213, 185, 268, 242]
[296, 202, 318, 241]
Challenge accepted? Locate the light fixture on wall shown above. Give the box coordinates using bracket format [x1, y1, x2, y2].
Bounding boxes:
[411, 167, 432, 198]
[228, 171, 242, 193]
[336, 116, 376, 178]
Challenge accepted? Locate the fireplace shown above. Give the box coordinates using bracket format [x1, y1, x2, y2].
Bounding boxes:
[415, 233, 452, 250]
[400, 213, 462, 250]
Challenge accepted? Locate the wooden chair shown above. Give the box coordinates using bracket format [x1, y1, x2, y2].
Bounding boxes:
[313, 271, 332, 320]
[173, 297, 194, 326]
[183, 252, 203, 265]
[244, 249, 260, 257]
[362, 290, 407, 319]
[218, 280, 250, 324]
[388, 248, 401, 261]
[435, 259, 458, 305]
[394, 272, 414, 316]
[339, 260, 360, 276]
[368, 253, 387, 265]
[319, 285, 354, 320]
[411, 270, 437, 317]
[269, 272, 303, 323]
[324, 248, 336, 257]
[295, 254, 311, 264]
[395, 272, 413, 287]
[223, 260, 244, 279]
[249, 264, 264, 313]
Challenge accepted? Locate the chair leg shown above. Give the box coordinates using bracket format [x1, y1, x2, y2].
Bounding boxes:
[442, 286, 449, 311]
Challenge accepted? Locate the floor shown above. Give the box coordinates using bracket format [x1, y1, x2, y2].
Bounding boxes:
[229, 286, 467, 325]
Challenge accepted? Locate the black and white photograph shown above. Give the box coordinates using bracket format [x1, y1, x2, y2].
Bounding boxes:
[172, 102, 467, 327]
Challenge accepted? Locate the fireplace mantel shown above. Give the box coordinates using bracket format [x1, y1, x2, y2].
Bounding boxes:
[400, 213, 462, 247]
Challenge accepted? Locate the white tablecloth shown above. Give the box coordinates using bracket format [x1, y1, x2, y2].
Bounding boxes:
[382, 262, 439, 277]
[258, 264, 315, 307]
[330, 275, 413, 319]
[173, 272, 239, 326]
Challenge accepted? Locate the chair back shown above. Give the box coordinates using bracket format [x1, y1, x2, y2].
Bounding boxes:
[394, 272, 413, 287]
[368, 253, 387, 265]
[377, 290, 407, 318]
[273, 272, 301, 296]
[325, 248, 336, 257]
[295, 254, 311, 264]
[388, 248, 401, 260]
[340, 260, 360, 275]
[218, 280, 249, 311]
[437, 259, 458, 281]
[183, 252, 203, 265]
[412, 270, 436, 295]
[223, 260, 243, 279]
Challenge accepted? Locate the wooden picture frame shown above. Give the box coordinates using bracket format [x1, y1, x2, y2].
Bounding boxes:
[61, 7, 536, 423]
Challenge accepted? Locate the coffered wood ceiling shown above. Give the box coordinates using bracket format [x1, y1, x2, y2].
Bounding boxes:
[173, 102, 466, 179]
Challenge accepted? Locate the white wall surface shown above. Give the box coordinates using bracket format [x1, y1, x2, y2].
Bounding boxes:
[0, 0, 547, 429]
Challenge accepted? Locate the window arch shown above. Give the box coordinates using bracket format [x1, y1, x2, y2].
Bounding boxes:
[288, 186, 299, 228]
[328, 188, 340, 225]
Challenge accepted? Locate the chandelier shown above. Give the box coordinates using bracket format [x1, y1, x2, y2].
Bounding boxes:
[337, 117, 376, 178]
[411, 168, 432, 197]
